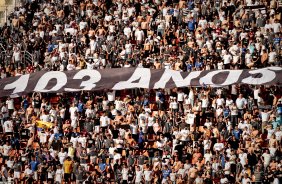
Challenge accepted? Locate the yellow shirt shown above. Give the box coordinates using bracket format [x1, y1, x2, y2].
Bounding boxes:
[63, 160, 73, 174]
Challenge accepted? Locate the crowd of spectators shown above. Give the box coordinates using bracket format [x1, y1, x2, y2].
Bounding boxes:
[0, 0, 281, 183]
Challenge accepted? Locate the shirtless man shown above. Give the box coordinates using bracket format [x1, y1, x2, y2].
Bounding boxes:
[95, 25, 107, 38]
[165, 12, 172, 29]
[12, 16, 19, 29]
[141, 17, 148, 38]
[188, 165, 198, 184]
[57, 8, 65, 19]
[154, 59, 162, 69]
[174, 59, 183, 71]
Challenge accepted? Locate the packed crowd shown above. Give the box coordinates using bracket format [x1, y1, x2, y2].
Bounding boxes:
[0, 0, 282, 183]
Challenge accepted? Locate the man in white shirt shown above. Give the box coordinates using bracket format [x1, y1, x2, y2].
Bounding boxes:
[260, 109, 272, 133]
[3, 118, 13, 135]
[272, 19, 281, 33]
[58, 148, 67, 164]
[2, 142, 11, 161]
[143, 168, 153, 183]
[114, 97, 124, 111]
[121, 165, 129, 183]
[262, 149, 271, 168]
[107, 90, 116, 103]
[213, 140, 224, 152]
[135, 166, 143, 183]
[100, 112, 110, 132]
[216, 95, 225, 107]
[222, 51, 232, 69]
[6, 97, 14, 116]
[69, 103, 78, 119]
[236, 94, 247, 117]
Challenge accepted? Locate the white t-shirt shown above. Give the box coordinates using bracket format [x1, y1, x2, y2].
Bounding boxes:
[144, 170, 152, 181]
[223, 54, 232, 64]
[100, 116, 110, 127]
[204, 153, 212, 163]
[213, 143, 224, 151]
[135, 30, 144, 41]
[6, 99, 14, 110]
[3, 120, 13, 133]
[226, 99, 233, 107]
[70, 137, 78, 148]
[40, 114, 50, 122]
[268, 51, 276, 63]
[177, 92, 185, 102]
[85, 108, 94, 118]
[1, 106, 8, 119]
[115, 100, 123, 111]
[262, 153, 271, 166]
[39, 132, 48, 143]
[216, 98, 225, 106]
[239, 152, 247, 166]
[55, 169, 63, 182]
[113, 153, 121, 164]
[186, 113, 195, 126]
[69, 106, 78, 118]
[121, 168, 129, 180]
[107, 91, 115, 102]
[170, 102, 178, 109]
[71, 116, 78, 128]
[261, 112, 270, 122]
[58, 151, 67, 164]
[202, 98, 209, 108]
[78, 137, 87, 148]
[135, 170, 143, 182]
[124, 27, 132, 38]
[236, 98, 247, 109]
[2, 144, 10, 157]
[272, 23, 281, 33]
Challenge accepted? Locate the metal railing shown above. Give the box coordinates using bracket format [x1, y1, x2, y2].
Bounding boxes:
[0, 43, 34, 66]
[23, 50, 33, 65]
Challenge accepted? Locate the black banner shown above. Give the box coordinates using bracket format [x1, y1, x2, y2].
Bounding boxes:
[0, 67, 281, 98]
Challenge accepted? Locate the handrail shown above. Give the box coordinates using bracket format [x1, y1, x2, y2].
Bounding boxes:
[22, 50, 34, 65]
[0, 43, 5, 52]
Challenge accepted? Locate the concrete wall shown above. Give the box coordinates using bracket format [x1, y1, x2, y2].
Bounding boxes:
[0, 0, 19, 26]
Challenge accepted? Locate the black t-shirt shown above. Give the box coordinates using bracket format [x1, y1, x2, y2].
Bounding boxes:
[112, 129, 119, 139]
[148, 148, 156, 158]
[33, 99, 41, 109]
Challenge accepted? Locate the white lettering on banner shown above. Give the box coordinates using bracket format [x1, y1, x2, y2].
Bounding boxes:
[65, 70, 102, 91]
[34, 71, 67, 92]
[4, 74, 30, 94]
[267, 67, 282, 71]
[113, 68, 151, 90]
[199, 70, 243, 86]
[154, 69, 201, 88]
[242, 68, 276, 84]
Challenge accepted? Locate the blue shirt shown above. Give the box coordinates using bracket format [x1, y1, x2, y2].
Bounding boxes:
[47, 44, 54, 52]
[99, 163, 106, 172]
[232, 130, 241, 140]
[187, 20, 196, 31]
[138, 132, 144, 143]
[195, 61, 203, 69]
[22, 99, 29, 109]
[186, 63, 193, 71]
[77, 102, 84, 112]
[143, 99, 149, 107]
[273, 37, 281, 45]
[223, 109, 230, 118]
[162, 169, 171, 179]
[156, 92, 165, 103]
[30, 161, 39, 171]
